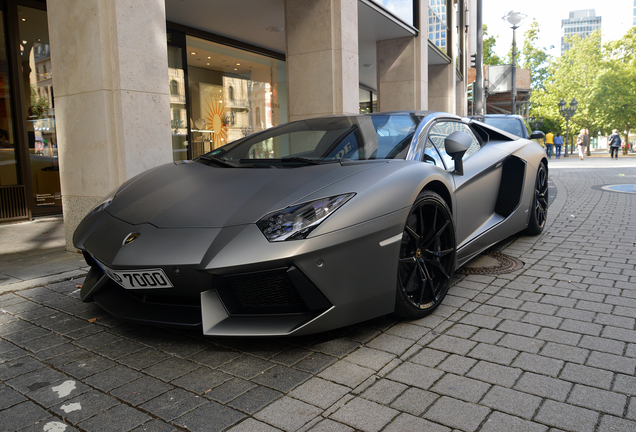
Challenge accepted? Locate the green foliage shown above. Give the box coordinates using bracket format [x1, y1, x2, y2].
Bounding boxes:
[530, 31, 604, 144]
[604, 27, 636, 65]
[590, 27, 636, 153]
[528, 28, 636, 154]
[592, 66, 635, 131]
[482, 25, 503, 66]
[29, 86, 49, 119]
[530, 117, 560, 135]
[519, 19, 552, 91]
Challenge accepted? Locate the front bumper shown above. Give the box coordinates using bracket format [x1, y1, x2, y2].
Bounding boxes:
[76, 209, 407, 336]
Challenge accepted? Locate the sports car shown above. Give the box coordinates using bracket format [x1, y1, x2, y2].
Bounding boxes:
[73, 111, 548, 336]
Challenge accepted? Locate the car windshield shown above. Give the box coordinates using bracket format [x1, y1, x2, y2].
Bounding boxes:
[482, 117, 525, 138]
[203, 114, 421, 164]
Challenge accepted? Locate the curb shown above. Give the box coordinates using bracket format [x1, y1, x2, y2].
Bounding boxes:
[0, 268, 88, 295]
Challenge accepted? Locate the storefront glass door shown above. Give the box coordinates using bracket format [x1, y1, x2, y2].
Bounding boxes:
[168, 42, 188, 161]
[18, 5, 60, 214]
[0, 7, 17, 192]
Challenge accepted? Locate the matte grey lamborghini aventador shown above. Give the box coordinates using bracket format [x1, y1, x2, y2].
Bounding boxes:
[74, 111, 548, 336]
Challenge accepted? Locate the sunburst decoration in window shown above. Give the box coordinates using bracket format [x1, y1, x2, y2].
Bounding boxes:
[203, 97, 228, 148]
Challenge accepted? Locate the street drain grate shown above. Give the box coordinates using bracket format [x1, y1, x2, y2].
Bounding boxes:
[457, 251, 524, 275]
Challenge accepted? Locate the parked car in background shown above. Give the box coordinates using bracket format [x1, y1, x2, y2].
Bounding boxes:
[471, 114, 545, 141]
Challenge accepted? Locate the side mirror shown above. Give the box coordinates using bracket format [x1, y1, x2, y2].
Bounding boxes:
[444, 131, 471, 176]
[530, 131, 545, 140]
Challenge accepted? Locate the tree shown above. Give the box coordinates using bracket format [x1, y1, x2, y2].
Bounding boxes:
[595, 28, 636, 154]
[29, 86, 49, 119]
[482, 25, 503, 66]
[527, 27, 636, 155]
[592, 67, 635, 154]
[520, 19, 552, 91]
[604, 27, 636, 64]
[530, 31, 604, 155]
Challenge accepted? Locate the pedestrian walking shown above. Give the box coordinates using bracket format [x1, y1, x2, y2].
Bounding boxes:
[608, 129, 621, 159]
[545, 130, 554, 158]
[576, 128, 589, 160]
[554, 132, 563, 159]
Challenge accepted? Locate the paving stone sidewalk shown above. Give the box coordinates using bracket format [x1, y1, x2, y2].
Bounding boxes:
[0, 216, 87, 292]
[1, 158, 636, 432]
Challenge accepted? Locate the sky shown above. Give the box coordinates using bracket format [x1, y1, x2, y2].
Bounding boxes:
[482, 0, 634, 58]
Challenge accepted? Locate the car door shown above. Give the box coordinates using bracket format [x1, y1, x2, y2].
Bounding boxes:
[427, 121, 506, 252]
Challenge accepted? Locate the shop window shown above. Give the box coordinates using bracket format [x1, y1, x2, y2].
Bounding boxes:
[428, 0, 449, 54]
[368, 0, 415, 26]
[185, 35, 287, 159]
[0, 9, 17, 191]
[19, 5, 61, 214]
[359, 87, 377, 114]
[167, 45, 187, 161]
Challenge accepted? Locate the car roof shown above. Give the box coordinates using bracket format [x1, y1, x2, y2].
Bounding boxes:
[470, 114, 525, 120]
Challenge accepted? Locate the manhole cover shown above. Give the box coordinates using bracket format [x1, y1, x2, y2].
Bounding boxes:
[457, 251, 524, 275]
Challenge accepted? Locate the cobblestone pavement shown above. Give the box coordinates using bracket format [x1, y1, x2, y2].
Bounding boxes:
[2, 158, 636, 432]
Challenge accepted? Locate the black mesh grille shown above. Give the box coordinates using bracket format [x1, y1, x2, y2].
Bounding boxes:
[128, 291, 201, 307]
[227, 269, 306, 308]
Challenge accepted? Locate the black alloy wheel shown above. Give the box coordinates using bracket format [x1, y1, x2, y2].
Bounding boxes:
[395, 190, 456, 318]
[525, 162, 548, 235]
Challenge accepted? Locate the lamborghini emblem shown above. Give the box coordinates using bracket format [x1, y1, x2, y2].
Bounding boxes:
[123, 233, 140, 246]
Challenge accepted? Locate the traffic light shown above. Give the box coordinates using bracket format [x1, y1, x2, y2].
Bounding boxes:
[467, 82, 474, 102]
[470, 54, 477, 68]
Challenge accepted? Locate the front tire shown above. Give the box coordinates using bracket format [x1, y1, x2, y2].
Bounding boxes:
[395, 191, 456, 319]
[525, 162, 548, 235]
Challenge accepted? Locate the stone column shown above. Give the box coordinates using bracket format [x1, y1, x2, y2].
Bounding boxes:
[428, 63, 456, 113]
[285, 0, 359, 121]
[47, 0, 172, 250]
[376, 2, 428, 111]
[456, 79, 467, 116]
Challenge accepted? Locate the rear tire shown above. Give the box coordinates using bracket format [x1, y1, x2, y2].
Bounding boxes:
[525, 162, 548, 235]
[394, 191, 456, 319]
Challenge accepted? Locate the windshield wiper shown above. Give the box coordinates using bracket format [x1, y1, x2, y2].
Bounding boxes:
[197, 155, 239, 168]
[280, 157, 342, 165]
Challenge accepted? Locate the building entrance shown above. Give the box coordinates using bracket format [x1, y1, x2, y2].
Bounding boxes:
[0, 1, 60, 223]
[19, 4, 60, 214]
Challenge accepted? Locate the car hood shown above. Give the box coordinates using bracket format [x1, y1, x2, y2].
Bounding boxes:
[105, 160, 384, 228]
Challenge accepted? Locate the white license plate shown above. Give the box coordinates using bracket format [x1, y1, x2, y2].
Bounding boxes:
[98, 262, 173, 290]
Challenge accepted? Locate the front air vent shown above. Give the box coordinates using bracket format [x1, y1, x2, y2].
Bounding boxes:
[228, 269, 306, 309]
[216, 266, 332, 316]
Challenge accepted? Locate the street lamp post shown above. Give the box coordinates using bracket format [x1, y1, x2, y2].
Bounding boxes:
[558, 98, 578, 158]
[503, 11, 526, 115]
[530, 115, 544, 145]
[529, 116, 544, 131]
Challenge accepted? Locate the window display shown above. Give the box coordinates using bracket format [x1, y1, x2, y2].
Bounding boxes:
[185, 35, 287, 159]
[0, 9, 17, 190]
[19, 5, 60, 213]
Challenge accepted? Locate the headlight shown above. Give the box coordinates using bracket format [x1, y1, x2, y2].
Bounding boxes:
[257, 193, 355, 241]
